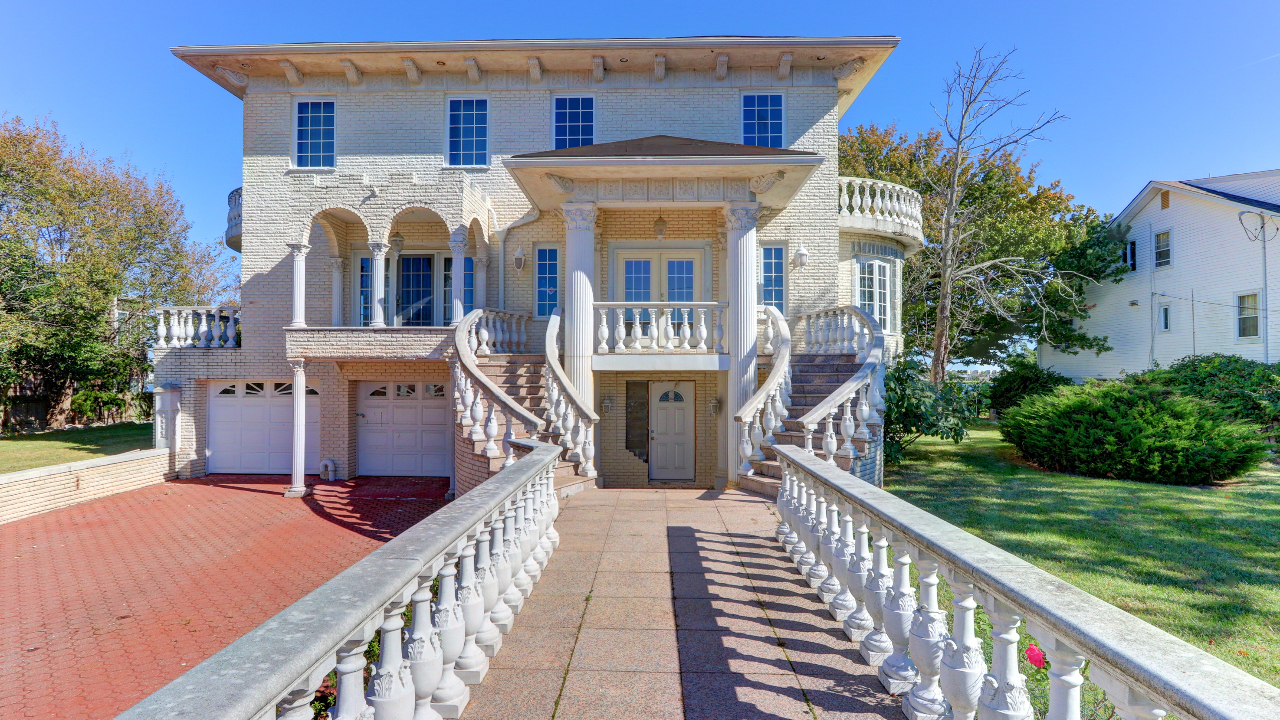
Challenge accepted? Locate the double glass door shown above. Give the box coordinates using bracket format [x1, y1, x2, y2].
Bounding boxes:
[617, 252, 701, 329]
[356, 253, 472, 327]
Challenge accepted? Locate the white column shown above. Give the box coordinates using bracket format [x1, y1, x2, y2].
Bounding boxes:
[286, 241, 310, 328]
[725, 202, 761, 486]
[329, 257, 344, 326]
[388, 236, 403, 327]
[561, 203, 597, 401]
[449, 227, 468, 325]
[285, 359, 309, 498]
[369, 239, 389, 328]
[474, 256, 489, 311]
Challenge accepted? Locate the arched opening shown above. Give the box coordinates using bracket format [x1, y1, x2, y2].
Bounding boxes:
[383, 206, 471, 326]
[309, 207, 369, 327]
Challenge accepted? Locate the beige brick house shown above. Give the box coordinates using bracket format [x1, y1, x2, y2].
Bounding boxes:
[154, 37, 923, 497]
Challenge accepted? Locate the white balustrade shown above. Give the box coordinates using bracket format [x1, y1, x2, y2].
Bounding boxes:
[465, 309, 529, 357]
[771, 446, 1280, 720]
[592, 302, 727, 355]
[838, 176, 923, 233]
[155, 306, 241, 349]
[540, 309, 598, 479]
[734, 306, 791, 478]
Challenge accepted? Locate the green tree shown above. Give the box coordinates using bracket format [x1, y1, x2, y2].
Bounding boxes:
[0, 116, 235, 429]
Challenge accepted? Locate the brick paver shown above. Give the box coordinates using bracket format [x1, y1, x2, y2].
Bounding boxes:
[0, 474, 448, 719]
[465, 488, 902, 720]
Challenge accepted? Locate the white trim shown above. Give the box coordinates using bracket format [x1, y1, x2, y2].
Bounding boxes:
[445, 94, 492, 168]
[1153, 228, 1173, 269]
[291, 95, 337, 170]
[1234, 288, 1263, 341]
[606, 240, 713, 303]
[1157, 303, 1171, 333]
[740, 89, 787, 147]
[503, 155, 823, 169]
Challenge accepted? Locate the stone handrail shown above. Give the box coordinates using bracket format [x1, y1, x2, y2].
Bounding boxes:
[117, 440, 566, 720]
[734, 306, 791, 475]
[464, 308, 529, 357]
[593, 301, 727, 354]
[542, 309, 598, 478]
[454, 310, 544, 463]
[156, 306, 241, 348]
[838, 176, 923, 233]
[771, 444, 1280, 720]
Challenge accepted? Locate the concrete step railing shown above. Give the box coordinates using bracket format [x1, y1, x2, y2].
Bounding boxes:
[464, 308, 529, 357]
[592, 301, 727, 354]
[156, 306, 241, 348]
[117, 440, 565, 720]
[771, 443, 1280, 720]
[542, 309, 598, 478]
[453, 309, 545, 471]
[734, 305, 792, 475]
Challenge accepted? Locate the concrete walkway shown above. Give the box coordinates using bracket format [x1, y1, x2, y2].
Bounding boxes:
[465, 488, 903, 720]
[1, 474, 448, 719]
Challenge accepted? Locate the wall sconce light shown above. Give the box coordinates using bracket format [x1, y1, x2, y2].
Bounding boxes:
[513, 246, 526, 273]
[654, 213, 667, 240]
[709, 397, 722, 418]
[1128, 300, 1139, 307]
[601, 395, 614, 416]
[793, 245, 809, 268]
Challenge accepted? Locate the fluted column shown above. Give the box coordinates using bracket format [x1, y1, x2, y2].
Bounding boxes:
[561, 203, 597, 402]
[474, 255, 489, 311]
[285, 359, 308, 498]
[724, 202, 761, 486]
[286, 240, 310, 328]
[389, 235, 403, 327]
[329, 257, 345, 326]
[369, 239, 389, 328]
[449, 227, 468, 325]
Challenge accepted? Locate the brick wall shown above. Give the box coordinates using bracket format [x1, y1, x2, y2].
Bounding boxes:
[0, 450, 177, 525]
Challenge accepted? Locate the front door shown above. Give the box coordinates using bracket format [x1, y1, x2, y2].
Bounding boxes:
[649, 380, 695, 481]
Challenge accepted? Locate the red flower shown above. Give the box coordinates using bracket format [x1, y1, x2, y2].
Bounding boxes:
[1025, 644, 1046, 669]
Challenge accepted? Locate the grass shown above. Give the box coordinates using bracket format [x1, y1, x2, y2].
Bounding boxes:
[0, 422, 153, 474]
[886, 423, 1280, 687]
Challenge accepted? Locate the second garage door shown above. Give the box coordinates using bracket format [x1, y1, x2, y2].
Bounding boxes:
[208, 381, 320, 474]
[356, 381, 450, 477]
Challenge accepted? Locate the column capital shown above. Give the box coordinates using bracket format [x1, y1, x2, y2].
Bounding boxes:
[285, 240, 311, 257]
[368, 239, 390, 257]
[723, 202, 762, 232]
[473, 256, 490, 269]
[288, 358, 307, 373]
[329, 256, 347, 272]
[560, 203, 598, 232]
[450, 225, 470, 250]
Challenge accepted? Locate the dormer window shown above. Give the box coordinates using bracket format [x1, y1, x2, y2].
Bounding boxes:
[295, 100, 335, 168]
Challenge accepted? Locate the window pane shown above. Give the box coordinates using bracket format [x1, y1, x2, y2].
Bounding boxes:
[449, 98, 488, 165]
[537, 248, 559, 316]
[296, 100, 335, 168]
[742, 94, 783, 148]
[554, 96, 594, 150]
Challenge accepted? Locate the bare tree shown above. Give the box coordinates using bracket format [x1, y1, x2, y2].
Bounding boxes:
[926, 48, 1067, 383]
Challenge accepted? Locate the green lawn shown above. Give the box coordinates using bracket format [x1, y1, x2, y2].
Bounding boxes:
[887, 424, 1280, 687]
[0, 422, 154, 474]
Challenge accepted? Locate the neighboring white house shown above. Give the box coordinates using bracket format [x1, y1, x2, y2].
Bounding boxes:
[153, 36, 924, 496]
[1040, 169, 1280, 381]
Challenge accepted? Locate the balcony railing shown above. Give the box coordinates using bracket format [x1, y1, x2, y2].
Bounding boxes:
[225, 187, 242, 252]
[593, 301, 727, 355]
[155, 306, 240, 348]
[838, 176, 924, 241]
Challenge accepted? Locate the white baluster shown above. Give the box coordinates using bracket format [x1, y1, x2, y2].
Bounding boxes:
[156, 311, 168, 348]
[762, 312, 775, 354]
[822, 409, 838, 462]
[804, 488, 829, 590]
[762, 394, 777, 447]
[828, 501, 857, 621]
[183, 310, 195, 346]
[775, 472, 793, 544]
[940, 573, 986, 720]
[626, 307, 641, 353]
[454, 538, 490, 685]
[406, 569, 444, 720]
[489, 515, 515, 634]
[469, 391, 485, 442]
[476, 315, 491, 356]
[818, 496, 843, 604]
[714, 307, 725, 353]
[979, 600, 1033, 720]
[738, 421, 754, 476]
[839, 179, 850, 216]
[612, 308, 625, 353]
[844, 510, 874, 642]
[504, 504, 529, 614]
[839, 398, 856, 458]
[1026, 623, 1087, 720]
[879, 535, 920, 696]
[580, 420, 596, 477]
[194, 311, 209, 348]
[521, 488, 542, 585]
[225, 308, 239, 348]
[749, 412, 766, 462]
[661, 307, 674, 352]
[648, 306, 661, 353]
[475, 527, 503, 658]
[365, 596, 414, 717]
[678, 309, 691, 350]
[788, 478, 810, 566]
[482, 399, 500, 458]
[430, 559, 469, 717]
[502, 410, 516, 468]
[860, 519, 894, 667]
[695, 308, 708, 352]
[596, 308, 609, 353]
[569, 411, 585, 463]
[856, 389, 872, 440]
[333, 634, 374, 720]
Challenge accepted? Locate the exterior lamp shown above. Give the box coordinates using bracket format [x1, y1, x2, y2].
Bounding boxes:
[601, 395, 614, 416]
[513, 246, 526, 273]
[654, 213, 667, 240]
[709, 397, 722, 418]
[793, 245, 809, 268]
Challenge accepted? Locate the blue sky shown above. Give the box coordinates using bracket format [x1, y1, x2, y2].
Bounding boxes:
[3, 0, 1278, 256]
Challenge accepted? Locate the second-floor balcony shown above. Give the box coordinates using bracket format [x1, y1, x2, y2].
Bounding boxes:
[837, 176, 924, 246]
[224, 186, 242, 252]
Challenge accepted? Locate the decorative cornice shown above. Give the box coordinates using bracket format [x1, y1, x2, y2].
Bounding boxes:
[464, 57, 481, 84]
[401, 57, 421, 85]
[213, 66, 248, 87]
[340, 59, 363, 86]
[653, 55, 666, 82]
[750, 170, 786, 195]
[545, 174, 575, 193]
[777, 53, 793, 81]
[715, 54, 729, 81]
[591, 57, 604, 83]
[527, 56, 541, 83]
[561, 203, 598, 232]
[279, 60, 303, 86]
[723, 202, 762, 231]
[832, 57, 865, 79]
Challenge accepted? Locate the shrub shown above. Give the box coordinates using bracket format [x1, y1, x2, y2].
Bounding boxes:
[69, 390, 125, 424]
[884, 357, 987, 464]
[1133, 354, 1280, 427]
[989, 352, 1074, 415]
[1000, 381, 1269, 485]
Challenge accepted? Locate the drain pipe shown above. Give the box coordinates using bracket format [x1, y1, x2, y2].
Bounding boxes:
[491, 205, 540, 310]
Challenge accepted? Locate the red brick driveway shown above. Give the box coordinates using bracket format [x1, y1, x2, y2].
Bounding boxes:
[0, 475, 448, 719]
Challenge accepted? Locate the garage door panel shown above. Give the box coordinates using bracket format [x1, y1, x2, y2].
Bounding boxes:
[422, 408, 448, 424]
[391, 406, 418, 425]
[423, 431, 448, 450]
[208, 382, 322, 475]
[357, 380, 450, 478]
[391, 454, 419, 475]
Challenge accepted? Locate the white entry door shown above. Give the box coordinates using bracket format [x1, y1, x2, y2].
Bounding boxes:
[207, 381, 319, 474]
[649, 380, 695, 481]
[356, 381, 450, 476]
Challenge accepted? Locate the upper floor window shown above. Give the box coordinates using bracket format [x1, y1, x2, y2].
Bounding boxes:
[1238, 293, 1260, 338]
[536, 247, 559, 317]
[554, 97, 594, 149]
[1154, 231, 1171, 268]
[743, 94, 783, 148]
[449, 98, 488, 166]
[858, 259, 890, 331]
[1121, 239, 1137, 271]
[296, 100, 335, 168]
[761, 246, 785, 312]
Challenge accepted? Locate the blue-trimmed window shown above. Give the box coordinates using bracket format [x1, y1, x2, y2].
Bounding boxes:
[743, 94, 783, 148]
[441, 256, 475, 325]
[554, 97, 594, 149]
[449, 98, 488, 166]
[536, 247, 558, 317]
[296, 101, 335, 167]
[761, 246, 785, 312]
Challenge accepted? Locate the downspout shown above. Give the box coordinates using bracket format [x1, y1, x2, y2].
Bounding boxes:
[491, 205, 540, 310]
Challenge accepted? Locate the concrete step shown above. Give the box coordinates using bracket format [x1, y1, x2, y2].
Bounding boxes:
[739, 473, 780, 498]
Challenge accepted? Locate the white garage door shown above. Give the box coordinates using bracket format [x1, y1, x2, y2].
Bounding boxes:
[357, 381, 450, 477]
[208, 381, 320, 474]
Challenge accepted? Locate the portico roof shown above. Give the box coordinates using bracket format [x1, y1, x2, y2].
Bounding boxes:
[504, 135, 824, 211]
